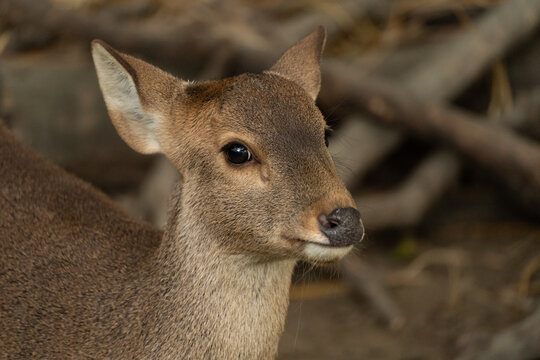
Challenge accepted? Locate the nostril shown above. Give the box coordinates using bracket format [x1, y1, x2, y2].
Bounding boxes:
[326, 213, 341, 228]
[318, 214, 341, 229]
[318, 207, 363, 247]
[318, 214, 331, 229]
[328, 219, 339, 228]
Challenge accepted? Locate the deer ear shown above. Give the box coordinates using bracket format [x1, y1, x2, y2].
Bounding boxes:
[91, 40, 179, 154]
[266, 26, 326, 100]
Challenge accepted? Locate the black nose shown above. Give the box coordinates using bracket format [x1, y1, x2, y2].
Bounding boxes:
[318, 207, 363, 247]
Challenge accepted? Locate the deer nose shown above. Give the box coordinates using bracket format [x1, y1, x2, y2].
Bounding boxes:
[318, 207, 363, 247]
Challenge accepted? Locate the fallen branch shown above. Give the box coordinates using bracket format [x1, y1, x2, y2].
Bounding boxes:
[401, 0, 540, 100]
[344, 87, 540, 230]
[357, 151, 461, 230]
[339, 255, 405, 330]
[502, 87, 540, 139]
[518, 254, 540, 298]
[5, 0, 540, 228]
[329, 117, 401, 188]
[1, 0, 393, 76]
[343, 76, 540, 213]
[321, 0, 540, 198]
[7, 0, 539, 104]
[1, 0, 273, 75]
[274, 0, 395, 46]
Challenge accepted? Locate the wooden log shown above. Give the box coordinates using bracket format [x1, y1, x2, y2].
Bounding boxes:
[508, 35, 540, 92]
[115, 156, 179, 229]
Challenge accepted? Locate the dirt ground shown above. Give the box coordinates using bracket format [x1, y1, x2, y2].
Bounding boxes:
[278, 204, 540, 359]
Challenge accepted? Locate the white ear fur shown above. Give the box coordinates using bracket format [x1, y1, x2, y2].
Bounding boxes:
[92, 41, 161, 154]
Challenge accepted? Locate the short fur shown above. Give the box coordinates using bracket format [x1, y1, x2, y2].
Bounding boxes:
[0, 28, 363, 359]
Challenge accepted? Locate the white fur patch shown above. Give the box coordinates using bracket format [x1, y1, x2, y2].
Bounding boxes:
[303, 243, 353, 262]
[303, 232, 330, 245]
[92, 42, 161, 153]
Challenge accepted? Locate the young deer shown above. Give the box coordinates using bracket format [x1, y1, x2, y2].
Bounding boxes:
[0, 27, 363, 359]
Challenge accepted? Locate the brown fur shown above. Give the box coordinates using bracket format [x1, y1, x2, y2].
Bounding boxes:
[0, 28, 363, 359]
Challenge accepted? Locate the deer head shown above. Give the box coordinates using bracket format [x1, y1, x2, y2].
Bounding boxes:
[92, 27, 364, 263]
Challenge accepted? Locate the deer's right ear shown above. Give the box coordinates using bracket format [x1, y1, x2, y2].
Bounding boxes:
[91, 40, 180, 154]
[266, 26, 326, 100]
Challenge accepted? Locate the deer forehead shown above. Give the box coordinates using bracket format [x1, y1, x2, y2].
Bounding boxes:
[216, 74, 326, 151]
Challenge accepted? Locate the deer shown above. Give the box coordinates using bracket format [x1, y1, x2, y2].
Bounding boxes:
[0, 27, 364, 359]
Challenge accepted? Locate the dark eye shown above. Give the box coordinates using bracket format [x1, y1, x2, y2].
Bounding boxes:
[224, 143, 253, 164]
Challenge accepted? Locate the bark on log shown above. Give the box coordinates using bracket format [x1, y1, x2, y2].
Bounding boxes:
[322, 0, 540, 107]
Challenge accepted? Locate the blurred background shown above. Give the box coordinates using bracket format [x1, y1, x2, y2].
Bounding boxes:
[1, 0, 540, 358]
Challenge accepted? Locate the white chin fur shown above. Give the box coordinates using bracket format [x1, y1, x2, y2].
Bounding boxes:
[303, 243, 353, 262]
[303, 232, 330, 245]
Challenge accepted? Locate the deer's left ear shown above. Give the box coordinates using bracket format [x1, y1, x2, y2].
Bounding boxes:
[265, 26, 326, 100]
[91, 40, 182, 155]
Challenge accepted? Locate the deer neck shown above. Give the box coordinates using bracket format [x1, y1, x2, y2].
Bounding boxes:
[143, 181, 296, 359]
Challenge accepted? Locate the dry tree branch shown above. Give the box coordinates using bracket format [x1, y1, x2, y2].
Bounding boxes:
[343, 76, 540, 213]
[357, 151, 461, 230]
[322, 0, 540, 215]
[502, 87, 540, 139]
[340, 255, 406, 330]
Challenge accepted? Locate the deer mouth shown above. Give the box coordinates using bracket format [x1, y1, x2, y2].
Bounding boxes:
[296, 239, 350, 248]
[301, 241, 353, 262]
[283, 232, 354, 248]
[283, 235, 354, 262]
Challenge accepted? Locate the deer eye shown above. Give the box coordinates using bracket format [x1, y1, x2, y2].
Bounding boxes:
[224, 143, 253, 164]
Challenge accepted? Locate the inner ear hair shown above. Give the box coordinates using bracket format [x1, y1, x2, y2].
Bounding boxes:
[91, 40, 178, 155]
